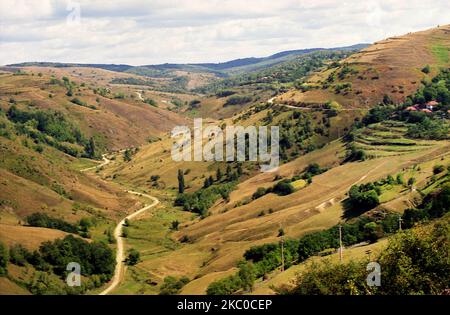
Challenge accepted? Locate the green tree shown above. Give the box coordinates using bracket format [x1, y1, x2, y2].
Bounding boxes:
[171, 220, 180, 231]
[177, 169, 185, 193]
[159, 276, 190, 295]
[433, 165, 445, 174]
[125, 249, 140, 266]
[408, 177, 416, 187]
[85, 137, 96, 158]
[0, 241, 8, 276]
[238, 261, 256, 292]
[123, 149, 132, 162]
[216, 168, 222, 181]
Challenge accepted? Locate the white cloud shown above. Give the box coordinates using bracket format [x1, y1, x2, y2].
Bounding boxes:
[0, 0, 449, 65]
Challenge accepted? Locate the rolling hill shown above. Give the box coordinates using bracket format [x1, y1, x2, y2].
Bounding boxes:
[275, 25, 450, 108]
[0, 24, 449, 296]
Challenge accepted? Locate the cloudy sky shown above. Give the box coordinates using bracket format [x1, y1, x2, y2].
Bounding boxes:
[1, 0, 449, 65]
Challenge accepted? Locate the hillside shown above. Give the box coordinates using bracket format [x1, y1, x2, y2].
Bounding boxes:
[275, 25, 450, 108]
[0, 68, 188, 151]
[0, 24, 449, 296]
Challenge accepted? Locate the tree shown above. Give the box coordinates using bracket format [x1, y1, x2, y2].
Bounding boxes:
[226, 164, 232, 180]
[123, 149, 132, 162]
[237, 163, 243, 176]
[408, 177, 416, 188]
[216, 168, 222, 181]
[0, 241, 8, 276]
[125, 249, 140, 266]
[396, 174, 404, 185]
[272, 181, 294, 196]
[422, 65, 431, 74]
[238, 261, 255, 292]
[85, 137, 96, 158]
[433, 165, 445, 174]
[177, 169, 185, 194]
[171, 220, 180, 231]
[159, 276, 190, 295]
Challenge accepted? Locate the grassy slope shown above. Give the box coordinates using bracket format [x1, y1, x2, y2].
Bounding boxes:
[276, 25, 450, 108]
[0, 68, 188, 151]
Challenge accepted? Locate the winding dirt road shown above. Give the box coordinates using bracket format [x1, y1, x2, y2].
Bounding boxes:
[80, 154, 111, 172]
[80, 153, 159, 295]
[99, 191, 159, 295]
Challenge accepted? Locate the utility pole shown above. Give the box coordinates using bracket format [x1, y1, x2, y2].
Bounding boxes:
[365, 249, 372, 261]
[339, 224, 343, 263]
[279, 223, 285, 272]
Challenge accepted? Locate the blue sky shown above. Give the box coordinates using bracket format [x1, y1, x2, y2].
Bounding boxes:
[1, 0, 449, 65]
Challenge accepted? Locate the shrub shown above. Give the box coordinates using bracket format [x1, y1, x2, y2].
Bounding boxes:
[26, 213, 78, 234]
[224, 95, 253, 107]
[421, 65, 431, 74]
[9, 244, 31, 266]
[159, 276, 190, 295]
[125, 249, 140, 266]
[252, 187, 267, 200]
[0, 241, 8, 275]
[272, 180, 295, 196]
[433, 165, 445, 174]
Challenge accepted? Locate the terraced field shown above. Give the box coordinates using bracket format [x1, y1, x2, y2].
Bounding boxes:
[353, 121, 436, 158]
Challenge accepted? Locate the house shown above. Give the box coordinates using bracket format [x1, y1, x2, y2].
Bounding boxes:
[421, 108, 432, 113]
[406, 106, 418, 111]
[426, 100, 439, 111]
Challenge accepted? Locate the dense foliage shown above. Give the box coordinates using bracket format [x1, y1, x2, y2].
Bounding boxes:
[26, 213, 79, 234]
[348, 183, 381, 212]
[5, 106, 98, 157]
[281, 218, 450, 295]
[196, 50, 354, 94]
[0, 241, 8, 276]
[208, 180, 450, 295]
[175, 182, 236, 216]
[159, 276, 190, 295]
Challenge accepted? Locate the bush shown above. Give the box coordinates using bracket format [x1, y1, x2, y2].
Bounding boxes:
[175, 182, 236, 216]
[252, 187, 267, 200]
[38, 235, 114, 278]
[421, 65, 431, 74]
[407, 118, 449, 140]
[9, 244, 31, 266]
[433, 165, 445, 174]
[26, 213, 78, 234]
[0, 241, 8, 275]
[224, 95, 253, 107]
[272, 180, 295, 196]
[348, 184, 380, 212]
[207, 274, 242, 295]
[159, 276, 190, 295]
[125, 249, 140, 266]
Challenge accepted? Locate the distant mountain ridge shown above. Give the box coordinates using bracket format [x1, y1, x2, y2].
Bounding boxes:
[7, 43, 369, 76]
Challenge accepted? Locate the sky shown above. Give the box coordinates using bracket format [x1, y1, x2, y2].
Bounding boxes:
[1, 0, 449, 66]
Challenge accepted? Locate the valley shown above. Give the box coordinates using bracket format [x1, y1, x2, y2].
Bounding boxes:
[0, 24, 449, 296]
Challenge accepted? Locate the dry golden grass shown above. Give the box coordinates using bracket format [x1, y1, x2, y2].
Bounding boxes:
[276, 25, 450, 108]
[0, 69, 188, 151]
[0, 223, 76, 250]
[0, 277, 30, 295]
